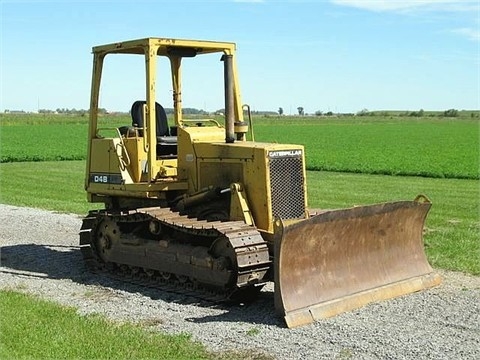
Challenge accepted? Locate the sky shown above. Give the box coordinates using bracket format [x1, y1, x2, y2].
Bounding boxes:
[1, 0, 479, 114]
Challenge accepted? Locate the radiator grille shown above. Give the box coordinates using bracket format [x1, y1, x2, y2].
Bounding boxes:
[269, 153, 306, 220]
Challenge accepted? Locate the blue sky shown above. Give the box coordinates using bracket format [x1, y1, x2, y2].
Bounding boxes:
[1, 0, 478, 114]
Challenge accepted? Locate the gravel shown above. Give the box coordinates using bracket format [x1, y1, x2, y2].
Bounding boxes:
[1, 204, 479, 359]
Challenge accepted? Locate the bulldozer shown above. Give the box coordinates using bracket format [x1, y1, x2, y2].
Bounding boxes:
[80, 37, 441, 328]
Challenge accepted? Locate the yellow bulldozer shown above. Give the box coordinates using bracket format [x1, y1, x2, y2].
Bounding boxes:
[80, 37, 441, 328]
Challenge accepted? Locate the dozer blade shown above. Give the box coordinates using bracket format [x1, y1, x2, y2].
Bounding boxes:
[274, 196, 441, 328]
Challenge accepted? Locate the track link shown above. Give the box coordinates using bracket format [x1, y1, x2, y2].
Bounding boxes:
[79, 207, 271, 302]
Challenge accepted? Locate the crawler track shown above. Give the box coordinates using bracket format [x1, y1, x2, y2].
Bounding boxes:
[79, 207, 271, 302]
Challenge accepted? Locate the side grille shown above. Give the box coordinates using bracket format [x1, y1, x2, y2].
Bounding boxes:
[269, 152, 306, 220]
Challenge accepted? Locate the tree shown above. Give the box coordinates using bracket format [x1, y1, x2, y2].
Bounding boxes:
[443, 109, 458, 117]
[297, 107, 304, 116]
[408, 109, 424, 117]
[315, 110, 323, 116]
[278, 107, 284, 116]
[357, 108, 370, 116]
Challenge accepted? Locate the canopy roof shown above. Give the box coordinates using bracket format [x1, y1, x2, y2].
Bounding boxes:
[92, 37, 236, 56]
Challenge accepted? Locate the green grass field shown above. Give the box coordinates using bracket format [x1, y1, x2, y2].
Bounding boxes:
[0, 124, 88, 162]
[254, 117, 478, 179]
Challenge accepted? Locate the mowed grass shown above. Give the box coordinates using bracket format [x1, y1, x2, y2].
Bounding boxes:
[0, 290, 212, 360]
[1, 160, 478, 275]
[1, 114, 478, 180]
[0, 160, 99, 214]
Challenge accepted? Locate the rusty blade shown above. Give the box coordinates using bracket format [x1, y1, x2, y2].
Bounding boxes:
[274, 198, 441, 328]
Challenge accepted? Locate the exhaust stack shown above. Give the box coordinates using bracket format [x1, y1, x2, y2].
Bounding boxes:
[223, 54, 235, 143]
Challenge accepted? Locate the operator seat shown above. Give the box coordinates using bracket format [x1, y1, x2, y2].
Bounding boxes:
[130, 100, 177, 157]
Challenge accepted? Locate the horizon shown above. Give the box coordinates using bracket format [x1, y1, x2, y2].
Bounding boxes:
[4, 107, 478, 116]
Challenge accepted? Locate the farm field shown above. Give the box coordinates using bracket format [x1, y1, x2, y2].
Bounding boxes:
[0, 123, 87, 162]
[254, 117, 479, 179]
[1, 114, 478, 179]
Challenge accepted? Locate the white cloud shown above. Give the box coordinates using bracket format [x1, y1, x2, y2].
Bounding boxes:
[331, 0, 478, 12]
[452, 27, 480, 42]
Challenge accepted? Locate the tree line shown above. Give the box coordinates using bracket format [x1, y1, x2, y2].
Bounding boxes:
[277, 107, 472, 118]
[6, 107, 474, 118]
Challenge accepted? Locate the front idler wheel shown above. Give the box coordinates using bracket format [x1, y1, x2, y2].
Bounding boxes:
[94, 219, 120, 263]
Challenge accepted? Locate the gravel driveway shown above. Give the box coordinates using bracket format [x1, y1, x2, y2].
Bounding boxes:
[1, 204, 479, 359]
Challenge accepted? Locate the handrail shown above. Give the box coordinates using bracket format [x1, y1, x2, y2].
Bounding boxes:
[180, 119, 221, 127]
[242, 104, 254, 141]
